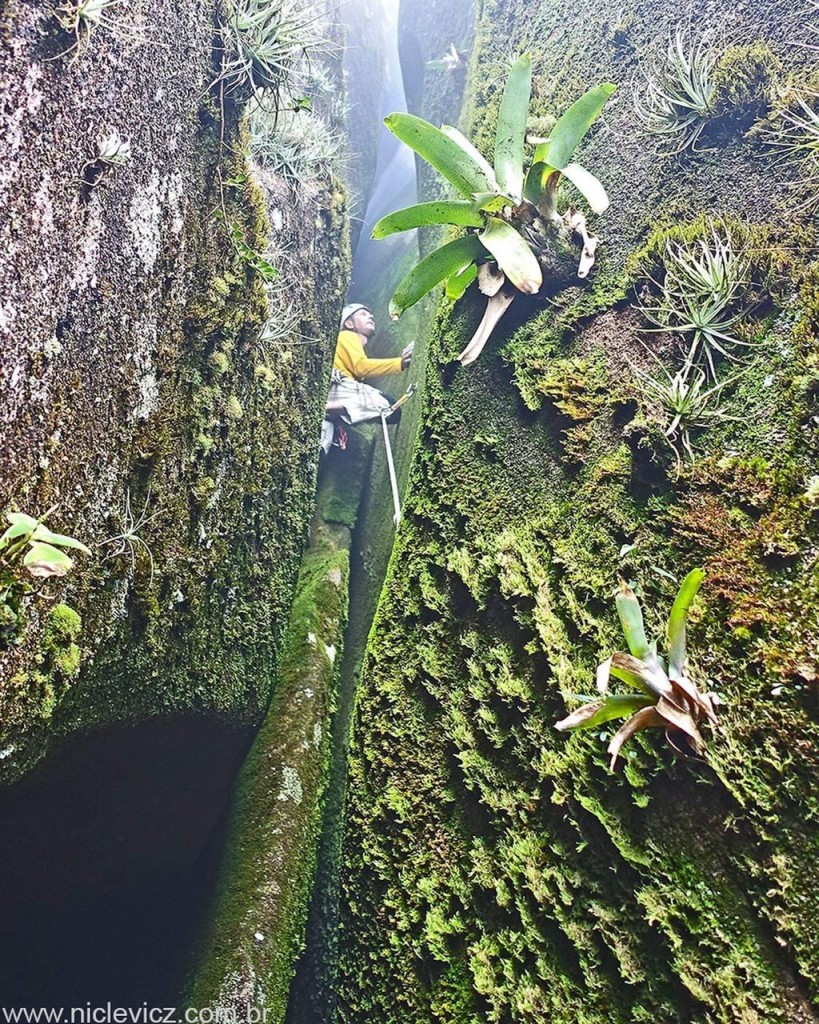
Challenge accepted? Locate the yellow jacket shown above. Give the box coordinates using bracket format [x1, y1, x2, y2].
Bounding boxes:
[333, 330, 402, 380]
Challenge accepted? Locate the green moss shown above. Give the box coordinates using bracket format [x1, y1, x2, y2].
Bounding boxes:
[209, 350, 230, 374]
[44, 603, 81, 648]
[225, 395, 243, 420]
[314, 425, 378, 531]
[187, 543, 350, 1021]
[41, 605, 82, 682]
[192, 475, 217, 506]
[712, 42, 781, 118]
[0, 18, 351, 790]
[336, 1, 819, 1020]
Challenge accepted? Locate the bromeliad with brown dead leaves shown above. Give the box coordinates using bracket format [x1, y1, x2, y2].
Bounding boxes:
[556, 569, 719, 768]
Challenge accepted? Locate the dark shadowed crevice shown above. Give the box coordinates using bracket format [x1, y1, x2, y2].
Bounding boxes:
[0, 716, 253, 1005]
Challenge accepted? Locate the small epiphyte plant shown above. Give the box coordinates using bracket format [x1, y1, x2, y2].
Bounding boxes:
[258, 299, 301, 349]
[374, 54, 615, 365]
[763, 89, 819, 214]
[99, 488, 164, 586]
[427, 42, 468, 73]
[216, 0, 321, 107]
[249, 103, 342, 190]
[0, 511, 90, 579]
[230, 221, 278, 280]
[212, 208, 279, 281]
[634, 365, 735, 465]
[54, 0, 121, 60]
[638, 225, 753, 380]
[632, 26, 718, 155]
[81, 128, 131, 188]
[556, 570, 718, 768]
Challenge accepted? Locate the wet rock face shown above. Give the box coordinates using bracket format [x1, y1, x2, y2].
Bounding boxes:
[0, 2, 346, 780]
[0, 1, 213, 476]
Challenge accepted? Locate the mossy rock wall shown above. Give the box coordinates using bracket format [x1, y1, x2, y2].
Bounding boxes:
[338, 0, 819, 1021]
[187, 539, 350, 1020]
[0, 1, 347, 781]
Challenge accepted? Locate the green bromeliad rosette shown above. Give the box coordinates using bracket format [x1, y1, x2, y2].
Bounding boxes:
[372, 54, 616, 364]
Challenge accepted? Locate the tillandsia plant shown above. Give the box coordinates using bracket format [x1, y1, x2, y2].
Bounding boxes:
[633, 364, 737, 466]
[556, 570, 719, 768]
[81, 128, 131, 187]
[372, 54, 616, 365]
[763, 89, 819, 214]
[99, 488, 164, 587]
[638, 225, 753, 380]
[53, 0, 151, 63]
[249, 103, 342, 189]
[0, 511, 91, 579]
[632, 25, 718, 155]
[54, 0, 121, 61]
[792, 0, 819, 53]
[216, 0, 323, 108]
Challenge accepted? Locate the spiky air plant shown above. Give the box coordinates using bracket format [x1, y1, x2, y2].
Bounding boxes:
[790, 0, 819, 52]
[80, 128, 131, 187]
[216, 0, 323, 107]
[639, 226, 753, 379]
[99, 489, 164, 587]
[763, 89, 819, 214]
[634, 364, 736, 465]
[632, 26, 718, 155]
[371, 55, 616, 364]
[556, 570, 718, 768]
[54, 0, 121, 60]
[249, 103, 342, 190]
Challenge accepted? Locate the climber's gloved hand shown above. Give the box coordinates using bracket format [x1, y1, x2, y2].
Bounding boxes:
[401, 341, 415, 370]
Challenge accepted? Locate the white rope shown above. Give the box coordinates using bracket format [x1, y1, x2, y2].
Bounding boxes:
[380, 383, 416, 528]
[381, 409, 402, 527]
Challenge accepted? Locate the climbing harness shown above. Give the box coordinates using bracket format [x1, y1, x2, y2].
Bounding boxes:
[381, 384, 417, 527]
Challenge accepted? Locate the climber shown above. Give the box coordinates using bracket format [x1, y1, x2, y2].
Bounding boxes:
[320, 303, 414, 454]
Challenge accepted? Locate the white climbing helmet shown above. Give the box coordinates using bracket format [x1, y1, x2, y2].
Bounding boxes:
[339, 303, 370, 329]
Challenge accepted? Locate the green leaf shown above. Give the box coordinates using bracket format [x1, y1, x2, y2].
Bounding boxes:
[560, 162, 610, 214]
[494, 53, 532, 199]
[522, 162, 560, 208]
[667, 568, 705, 679]
[472, 193, 510, 213]
[479, 218, 541, 294]
[372, 201, 485, 239]
[535, 83, 616, 170]
[250, 254, 278, 282]
[389, 234, 486, 319]
[23, 542, 74, 578]
[0, 512, 38, 548]
[615, 581, 651, 660]
[556, 692, 655, 732]
[384, 113, 498, 197]
[440, 125, 499, 191]
[446, 262, 478, 301]
[31, 524, 91, 555]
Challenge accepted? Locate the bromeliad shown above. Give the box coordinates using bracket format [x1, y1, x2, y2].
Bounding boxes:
[556, 570, 719, 768]
[373, 55, 616, 364]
